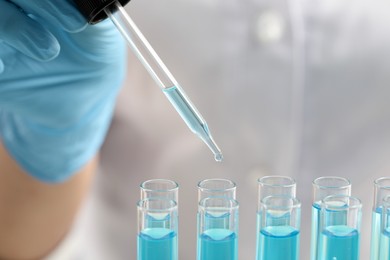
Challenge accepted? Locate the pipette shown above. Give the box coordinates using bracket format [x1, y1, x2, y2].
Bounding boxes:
[73, 0, 223, 162]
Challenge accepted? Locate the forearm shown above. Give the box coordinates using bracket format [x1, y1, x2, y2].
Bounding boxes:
[0, 142, 97, 260]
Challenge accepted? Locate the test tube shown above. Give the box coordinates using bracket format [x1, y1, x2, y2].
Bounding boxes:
[197, 178, 236, 259]
[256, 176, 296, 260]
[197, 179, 236, 202]
[310, 176, 351, 260]
[318, 195, 362, 260]
[137, 198, 178, 260]
[257, 176, 296, 209]
[140, 179, 179, 203]
[197, 197, 239, 260]
[370, 177, 390, 260]
[257, 196, 301, 260]
[380, 195, 390, 259]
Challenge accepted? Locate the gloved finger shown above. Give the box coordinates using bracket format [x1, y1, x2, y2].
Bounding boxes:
[10, 0, 88, 33]
[69, 19, 125, 61]
[0, 1, 60, 61]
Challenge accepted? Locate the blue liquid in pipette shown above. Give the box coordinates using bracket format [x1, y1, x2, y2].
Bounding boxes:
[199, 229, 237, 260]
[310, 203, 321, 260]
[319, 225, 359, 260]
[380, 227, 390, 260]
[163, 85, 222, 162]
[137, 228, 178, 260]
[257, 226, 300, 260]
[370, 208, 382, 260]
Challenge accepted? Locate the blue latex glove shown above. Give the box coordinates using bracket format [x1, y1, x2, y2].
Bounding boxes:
[0, 0, 126, 182]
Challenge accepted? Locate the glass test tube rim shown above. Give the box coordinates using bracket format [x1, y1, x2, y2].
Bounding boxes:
[137, 198, 178, 212]
[373, 177, 390, 210]
[197, 178, 237, 193]
[261, 195, 301, 211]
[374, 177, 390, 189]
[322, 194, 362, 211]
[258, 175, 297, 188]
[140, 179, 179, 193]
[312, 176, 351, 190]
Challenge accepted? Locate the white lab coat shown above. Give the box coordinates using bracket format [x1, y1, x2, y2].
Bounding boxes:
[74, 0, 390, 259]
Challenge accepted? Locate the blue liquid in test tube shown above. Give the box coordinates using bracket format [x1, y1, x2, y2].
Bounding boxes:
[199, 228, 237, 260]
[312, 202, 349, 260]
[370, 178, 390, 260]
[371, 207, 382, 260]
[137, 228, 178, 260]
[256, 176, 297, 260]
[137, 199, 178, 260]
[318, 195, 361, 260]
[197, 197, 239, 260]
[310, 203, 321, 260]
[257, 196, 301, 260]
[319, 226, 359, 260]
[196, 179, 237, 260]
[258, 226, 300, 260]
[380, 227, 390, 260]
[310, 177, 351, 260]
[379, 196, 390, 260]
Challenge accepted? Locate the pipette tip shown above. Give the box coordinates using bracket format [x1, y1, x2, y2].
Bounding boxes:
[203, 135, 223, 162]
[214, 153, 224, 162]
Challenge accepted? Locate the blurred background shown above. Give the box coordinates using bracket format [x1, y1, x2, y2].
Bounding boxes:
[70, 0, 390, 259]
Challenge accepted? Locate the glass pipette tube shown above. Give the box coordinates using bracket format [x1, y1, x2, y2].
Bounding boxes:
[104, 2, 223, 161]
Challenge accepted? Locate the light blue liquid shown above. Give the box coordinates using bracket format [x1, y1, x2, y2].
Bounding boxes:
[256, 212, 262, 259]
[197, 212, 200, 260]
[163, 86, 209, 138]
[310, 203, 321, 260]
[199, 229, 238, 260]
[137, 228, 178, 260]
[319, 225, 359, 260]
[163, 85, 224, 162]
[380, 227, 390, 260]
[370, 208, 382, 260]
[257, 226, 300, 260]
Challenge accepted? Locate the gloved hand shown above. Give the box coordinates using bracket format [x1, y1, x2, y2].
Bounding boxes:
[0, 0, 126, 182]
